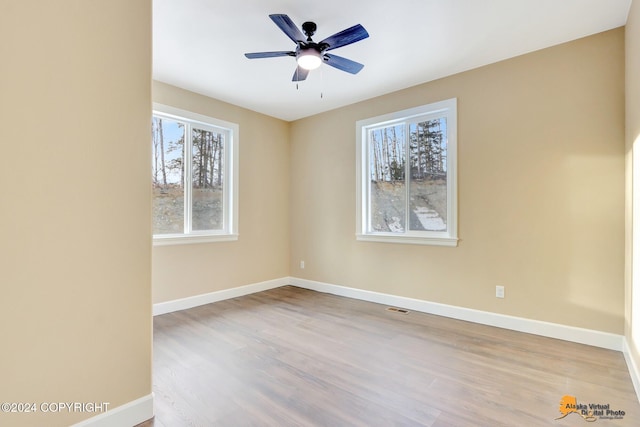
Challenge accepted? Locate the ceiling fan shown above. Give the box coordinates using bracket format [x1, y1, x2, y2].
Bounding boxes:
[244, 14, 369, 82]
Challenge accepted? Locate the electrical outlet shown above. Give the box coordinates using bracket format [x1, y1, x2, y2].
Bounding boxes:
[496, 285, 505, 299]
[300, 260, 305, 269]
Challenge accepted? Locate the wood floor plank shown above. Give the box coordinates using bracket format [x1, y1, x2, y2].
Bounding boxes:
[152, 286, 640, 426]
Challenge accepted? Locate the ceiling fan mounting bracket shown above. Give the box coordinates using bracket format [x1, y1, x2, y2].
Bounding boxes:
[301, 21, 317, 41]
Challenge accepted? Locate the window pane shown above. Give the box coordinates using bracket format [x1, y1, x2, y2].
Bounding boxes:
[192, 127, 224, 231]
[409, 118, 447, 232]
[152, 117, 185, 234]
[369, 125, 406, 233]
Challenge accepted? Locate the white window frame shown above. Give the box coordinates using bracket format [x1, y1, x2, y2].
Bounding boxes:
[152, 104, 239, 246]
[356, 98, 458, 246]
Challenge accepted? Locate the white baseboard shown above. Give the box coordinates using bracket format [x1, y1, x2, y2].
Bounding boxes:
[154, 276, 624, 350]
[624, 338, 640, 403]
[153, 277, 288, 316]
[71, 393, 153, 427]
[289, 277, 624, 351]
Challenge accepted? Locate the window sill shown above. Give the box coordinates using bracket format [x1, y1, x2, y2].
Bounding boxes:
[356, 233, 458, 247]
[153, 233, 238, 246]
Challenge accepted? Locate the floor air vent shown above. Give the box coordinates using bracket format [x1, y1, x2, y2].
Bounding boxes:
[386, 307, 410, 314]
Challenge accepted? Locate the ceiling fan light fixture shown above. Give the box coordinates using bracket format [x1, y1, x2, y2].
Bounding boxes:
[297, 49, 322, 70]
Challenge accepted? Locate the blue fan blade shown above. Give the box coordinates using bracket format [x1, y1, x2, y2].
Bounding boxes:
[292, 66, 310, 82]
[320, 24, 369, 51]
[324, 54, 364, 74]
[269, 14, 305, 44]
[245, 51, 294, 59]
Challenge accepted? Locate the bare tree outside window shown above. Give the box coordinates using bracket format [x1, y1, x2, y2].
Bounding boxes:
[152, 117, 185, 234]
[369, 125, 406, 232]
[192, 127, 224, 231]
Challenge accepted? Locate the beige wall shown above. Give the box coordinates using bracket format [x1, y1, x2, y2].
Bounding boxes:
[0, 1, 152, 427]
[0, 2, 629, 426]
[152, 82, 290, 303]
[627, 0, 640, 377]
[290, 28, 625, 334]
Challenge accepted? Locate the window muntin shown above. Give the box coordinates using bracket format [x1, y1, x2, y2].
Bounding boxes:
[152, 105, 238, 245]
[357, 99, 457, 246]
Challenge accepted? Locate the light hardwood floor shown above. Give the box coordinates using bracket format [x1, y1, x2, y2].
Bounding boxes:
[148, 286, 640, 426]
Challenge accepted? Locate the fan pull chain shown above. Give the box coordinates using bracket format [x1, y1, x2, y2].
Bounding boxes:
[320, 64, 324, 99]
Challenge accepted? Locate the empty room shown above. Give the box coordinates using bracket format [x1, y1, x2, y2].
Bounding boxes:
[3, 0, 640, 426]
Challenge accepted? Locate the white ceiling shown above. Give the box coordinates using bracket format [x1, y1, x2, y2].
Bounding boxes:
[153, 0, 631, 122]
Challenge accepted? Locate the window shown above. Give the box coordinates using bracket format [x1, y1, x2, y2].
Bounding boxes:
[152, 104, 238, 245]
[356, 98, 457, 246]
